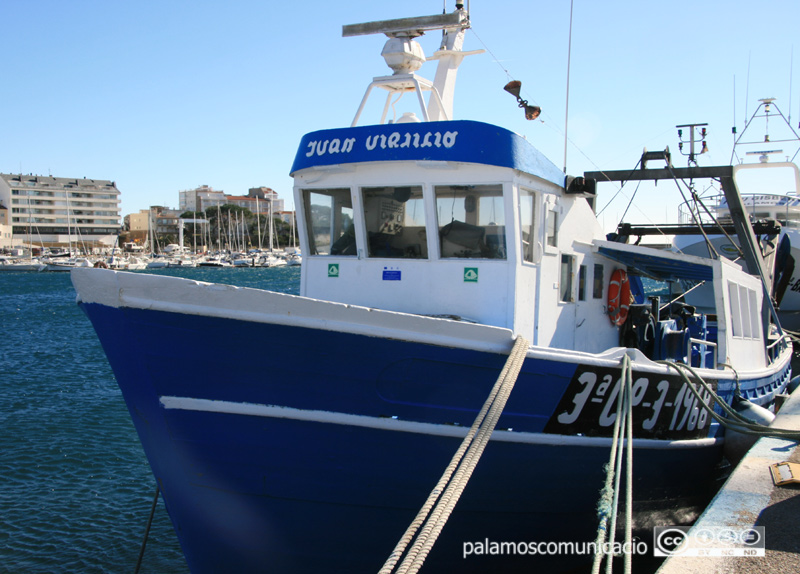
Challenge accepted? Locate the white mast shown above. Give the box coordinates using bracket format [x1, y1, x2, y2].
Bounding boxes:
[256, 196, 262, 251]
[269, 199, 274, 252]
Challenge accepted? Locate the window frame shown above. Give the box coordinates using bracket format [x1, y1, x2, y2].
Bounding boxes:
[560, 253, 576, 303]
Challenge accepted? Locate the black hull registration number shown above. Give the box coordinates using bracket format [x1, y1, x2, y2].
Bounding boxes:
[543, 366, 717, 440]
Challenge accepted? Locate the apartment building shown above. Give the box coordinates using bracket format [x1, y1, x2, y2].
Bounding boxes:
[0, 173, 121, 248]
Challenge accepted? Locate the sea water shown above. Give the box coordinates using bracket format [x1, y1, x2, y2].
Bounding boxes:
[0, 267, 301, 573]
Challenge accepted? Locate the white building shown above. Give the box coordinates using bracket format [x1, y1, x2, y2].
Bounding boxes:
[0, 204, 14, 249]
[179, 184, 285, 215]
[0, 173, 121, 248]
[179, 185, 227, 213]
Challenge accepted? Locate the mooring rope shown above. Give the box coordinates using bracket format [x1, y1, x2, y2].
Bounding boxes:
[660, 360, 800, 441]
[591, 353, 634, 574]
[134, 484, 160, 574]
[378, 335, 530, 574]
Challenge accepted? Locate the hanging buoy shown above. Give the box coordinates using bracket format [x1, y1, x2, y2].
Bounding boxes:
[608, 268, 631, 326]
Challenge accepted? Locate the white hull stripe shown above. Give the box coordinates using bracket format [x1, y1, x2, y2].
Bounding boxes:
[159, 396, 721, 450]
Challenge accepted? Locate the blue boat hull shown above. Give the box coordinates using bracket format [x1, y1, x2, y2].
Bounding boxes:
[75, 297, 778, 573]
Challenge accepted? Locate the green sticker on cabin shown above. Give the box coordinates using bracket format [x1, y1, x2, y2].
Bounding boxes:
[464, 267, 478, 282]
[328, 263, 339, 277]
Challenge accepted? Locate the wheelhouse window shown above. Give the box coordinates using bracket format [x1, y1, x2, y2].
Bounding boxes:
[560, 254, 575, 302]
[519, 188, 536, 263]
[546, 209, 558, 247]
[360, 186, 427, 258]
[593, 264, 604, 299]
[302, 188, 355, 256]
[578, 265, 587, 301]
[436, 184, 506, 259]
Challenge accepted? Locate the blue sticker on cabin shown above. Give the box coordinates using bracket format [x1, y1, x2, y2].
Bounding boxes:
[382, 269, 402, 281]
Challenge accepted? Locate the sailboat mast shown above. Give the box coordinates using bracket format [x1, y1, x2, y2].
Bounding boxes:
[269, 199, 274, 252]
[216, 202, 222, 252]
[257, 196, 262, 251]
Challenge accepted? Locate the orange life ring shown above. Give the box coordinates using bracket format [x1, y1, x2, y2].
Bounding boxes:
[607, 268, 631, 326]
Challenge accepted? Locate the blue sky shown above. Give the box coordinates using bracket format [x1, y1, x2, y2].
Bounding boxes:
[2, 0, 798, 231]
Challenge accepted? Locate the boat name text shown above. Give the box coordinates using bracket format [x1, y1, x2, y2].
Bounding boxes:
[305, 130, 459, 157]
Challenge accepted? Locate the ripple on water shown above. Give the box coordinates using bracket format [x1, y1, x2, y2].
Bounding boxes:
[1, 268, 299, 572]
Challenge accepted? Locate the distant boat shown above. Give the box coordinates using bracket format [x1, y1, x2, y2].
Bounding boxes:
[258, 253, 287, 267]
[145, 258, 169, 269]
[231, 256, 255, 267]
[0, 257, 45, 272]
[72, 5, 791, 573]
[43, 257, 93, 272]
[197, 256, 230, 267]
[672, 98, 800, 329]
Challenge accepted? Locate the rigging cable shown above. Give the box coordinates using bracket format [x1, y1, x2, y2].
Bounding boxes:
[468, 23, 690, 243]
[616, 179, 643, 226]
[666, 167, 733, 260]
[595, 159, 641, 218]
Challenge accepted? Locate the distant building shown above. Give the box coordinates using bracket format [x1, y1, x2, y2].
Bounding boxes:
[0, 203, 12, 248]
[126, 206, 184, 244]
[275, 210, 296, 225]
[247, 187, 285, 214]
[154, 207, 183, 238]
[179, 185, 227, 214]
[179, 184, 285, 215]
[0, 173, 121, 248]
[126, 209, 150, 243]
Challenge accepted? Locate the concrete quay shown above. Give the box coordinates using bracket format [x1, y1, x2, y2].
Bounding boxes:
[657, 386, 800, 574]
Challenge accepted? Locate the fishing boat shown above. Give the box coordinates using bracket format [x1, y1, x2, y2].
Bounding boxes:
[72, 5, 791, 573]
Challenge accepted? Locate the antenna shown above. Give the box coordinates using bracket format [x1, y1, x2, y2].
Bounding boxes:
[745, 149, 783, 164]
[676, 123, 709, 166]
[732, 75, 737, 146]
[790, 45, 794, 126]
[563, 0, 575, 174]
[745, 51, 751, 124]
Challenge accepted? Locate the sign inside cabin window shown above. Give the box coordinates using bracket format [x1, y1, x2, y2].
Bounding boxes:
[360, 186, 426, 259]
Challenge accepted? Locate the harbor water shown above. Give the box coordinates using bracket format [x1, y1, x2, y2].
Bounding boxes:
[0, 267, 301, 573]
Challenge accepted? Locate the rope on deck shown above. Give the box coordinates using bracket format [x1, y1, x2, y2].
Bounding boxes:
[378, 335, 530, 574]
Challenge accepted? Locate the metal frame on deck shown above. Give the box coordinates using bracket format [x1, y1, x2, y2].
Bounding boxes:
[585, 165, 779, 339]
